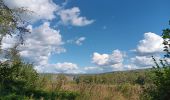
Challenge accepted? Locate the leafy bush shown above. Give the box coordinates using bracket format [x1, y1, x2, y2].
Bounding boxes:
[0, 48, 38, 98]
[144, 21, 170, 100]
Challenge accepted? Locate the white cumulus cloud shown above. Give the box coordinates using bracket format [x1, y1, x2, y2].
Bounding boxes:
[92, 50, 125, 66]
[58, 7, 94, 26]
[1, 0, 96, 74]
[130, 56, 155, 68]
[135, 32, 164, 55]
[130, 32, 164, 69]
[1, 22, 66, 72]
[4, 0, 60, 22]
[20, 22, 65, 65]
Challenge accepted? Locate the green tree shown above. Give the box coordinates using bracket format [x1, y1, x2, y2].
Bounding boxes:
[0, 0, 29, 44]
[147, 21, 170, 100]
[0, 1, 39, 98]
[0, 46, 39, 96]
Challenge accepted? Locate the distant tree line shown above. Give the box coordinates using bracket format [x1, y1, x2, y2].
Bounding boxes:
[74, 70, 153, 85]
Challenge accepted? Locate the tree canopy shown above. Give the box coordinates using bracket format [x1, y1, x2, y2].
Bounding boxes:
[0, 0, 29, 44]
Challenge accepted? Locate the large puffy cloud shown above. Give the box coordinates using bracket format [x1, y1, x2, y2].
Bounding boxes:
[3, 0, 94, 27]
[1, 22, 66, 72]
[58, 7, 94, 26]
[19, 22, 65, 66]
[82, 50, 125, 73]
[86, 32, 164, 73]
[3, 0, 60, 21]
[135, 32, 164, 55]
[92, 53, 109, 66]
[130, 32, 164, 69]
[1, 0, 95, 74]
[92, 50, 125, 66]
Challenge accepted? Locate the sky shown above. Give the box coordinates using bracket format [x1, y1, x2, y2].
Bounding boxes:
[1, 0, 170, 74]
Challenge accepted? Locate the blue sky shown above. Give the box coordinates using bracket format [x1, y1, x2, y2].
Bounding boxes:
[2, 0, 170, 73]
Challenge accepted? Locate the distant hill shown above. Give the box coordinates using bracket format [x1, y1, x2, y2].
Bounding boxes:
[39, 68, 153, 84]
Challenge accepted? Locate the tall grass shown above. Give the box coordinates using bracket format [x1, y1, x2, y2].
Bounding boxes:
[40, 70, 151, 100]
[61, 83, 142, 100]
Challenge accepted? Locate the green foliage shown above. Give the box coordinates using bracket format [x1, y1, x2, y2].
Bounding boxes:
[0, 0, 17, 36]
[135, 75, 145, 85]
[144, 60, 170, 100]
[0, 48, 38, 96]
[0, 1, 80, 99]
[0, 48, 79, 99]
[144, 21, 170, 100]
[0, 0, 29, 44]
[74, 70, 153, 85]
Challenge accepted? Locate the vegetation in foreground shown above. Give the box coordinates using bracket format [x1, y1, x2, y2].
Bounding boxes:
[0, 49, 170, 100]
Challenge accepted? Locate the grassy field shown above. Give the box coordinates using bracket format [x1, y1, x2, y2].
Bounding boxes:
[38, 69, 153, 100]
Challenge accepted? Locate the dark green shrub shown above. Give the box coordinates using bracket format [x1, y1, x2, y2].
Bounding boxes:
[135, 75, 145, 85]
[0, 93, 29, 100]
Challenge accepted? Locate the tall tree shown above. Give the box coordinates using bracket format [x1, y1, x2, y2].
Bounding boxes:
[0, 0, 29, 45]
[0, 1, 39, 98]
